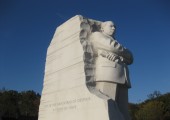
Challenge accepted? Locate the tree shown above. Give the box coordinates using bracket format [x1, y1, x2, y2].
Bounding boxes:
[0, 89, 41, 120]
[0, 90, 19, 119]
[147, 90, 161, 100]
[18, 90, 40, 117]
[157, 93, 170, 120]
[135, 101, 164, 120]
[128, 103, 139, 120]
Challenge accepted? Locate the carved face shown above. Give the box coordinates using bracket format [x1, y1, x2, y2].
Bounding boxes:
[102, 21, 115, 36]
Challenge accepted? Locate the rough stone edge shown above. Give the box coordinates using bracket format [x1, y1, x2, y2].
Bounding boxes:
[78, 15, 106, 98]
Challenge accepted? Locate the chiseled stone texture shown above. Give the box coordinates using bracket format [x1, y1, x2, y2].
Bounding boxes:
[38, 15, 111, 120]
[38, 15, 133, 120]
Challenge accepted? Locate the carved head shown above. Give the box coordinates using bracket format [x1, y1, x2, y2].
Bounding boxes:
[101, 21, 115, 36]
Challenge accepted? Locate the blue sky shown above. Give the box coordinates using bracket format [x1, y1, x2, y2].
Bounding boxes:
[0, 0, 170, 103]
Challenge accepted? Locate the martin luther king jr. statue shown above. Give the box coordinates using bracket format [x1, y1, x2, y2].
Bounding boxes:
[38, 15, 133, 120]
[90, 21, 133, 120]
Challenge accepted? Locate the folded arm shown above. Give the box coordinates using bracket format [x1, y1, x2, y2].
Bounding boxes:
[91, 32, 133, 65]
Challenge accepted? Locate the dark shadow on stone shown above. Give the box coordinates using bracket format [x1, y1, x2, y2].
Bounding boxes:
[108, 99, 115, 120]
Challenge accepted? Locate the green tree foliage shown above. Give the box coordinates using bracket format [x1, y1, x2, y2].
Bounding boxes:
[0, 89, 40, 120]
[147, 90, 162, 100]
[19, 90, 40, 117]
[135, 101, 164, 120]
[157, 93, 170, 120]
[129, 91, 170, 120]
[0, 90, 19, 119]
[129, 103, 139, 120]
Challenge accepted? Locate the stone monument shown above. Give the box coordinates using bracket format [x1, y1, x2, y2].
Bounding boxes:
[38, 15, 133, 120]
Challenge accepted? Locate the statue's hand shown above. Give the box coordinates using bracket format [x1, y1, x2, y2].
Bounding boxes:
[98, 50, 120, 62]
[106, 53, 120, 62]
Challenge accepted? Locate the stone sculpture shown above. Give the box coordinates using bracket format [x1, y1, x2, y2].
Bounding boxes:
[38, 15, 133, 120]
[90, 21, 133, 119]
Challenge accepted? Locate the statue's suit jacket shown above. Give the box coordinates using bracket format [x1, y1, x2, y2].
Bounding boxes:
[90, 32, 133, 88]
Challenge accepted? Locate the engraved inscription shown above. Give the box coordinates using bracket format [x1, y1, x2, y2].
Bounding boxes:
[44, 97, 91, 112]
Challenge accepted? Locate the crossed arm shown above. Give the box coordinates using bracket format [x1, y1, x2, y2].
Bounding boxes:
[91, 32, 133, 65]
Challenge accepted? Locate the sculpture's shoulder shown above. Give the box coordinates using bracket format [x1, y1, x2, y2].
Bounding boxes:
[90, 32, 104, 40]
[91, 32, 103, 37]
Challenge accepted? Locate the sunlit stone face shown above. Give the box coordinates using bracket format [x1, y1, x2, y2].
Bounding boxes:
[102, 21, 115, 36]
